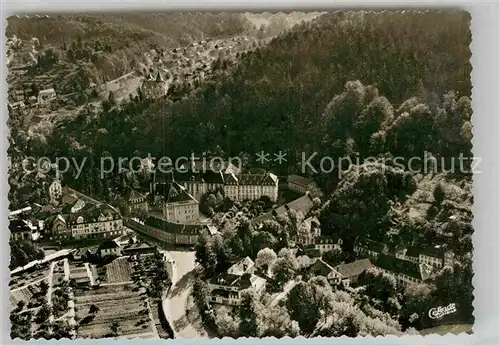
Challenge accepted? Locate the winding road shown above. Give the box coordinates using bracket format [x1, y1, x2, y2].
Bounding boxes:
[162, 250, 207, 339]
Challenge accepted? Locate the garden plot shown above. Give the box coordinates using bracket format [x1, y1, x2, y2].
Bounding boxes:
[10, 279, 48, 309]
[10, 267, 50, 290]
[74, 284, 154, 339]
[10, 287, 35, 307]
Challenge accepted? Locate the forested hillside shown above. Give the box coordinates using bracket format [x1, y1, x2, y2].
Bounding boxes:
[12, 11, 472, 199]
[6, 13, 256, 93]
[7, 13, 255, 46]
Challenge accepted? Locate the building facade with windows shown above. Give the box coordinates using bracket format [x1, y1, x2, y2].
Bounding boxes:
[208, 257, 266, 306]
[374, 253, 433, 287]
[48, 178, 62, 206]
[151, 161, 277, 204]
[287, 174, 323, 197]
[67, 204, 124, 240]
[162, 182, 199, 223]
[37, 88, 57, 104]
[141, 71, 169, 99]
[296, 216, 321, 246]
[353, 237, 389, 259]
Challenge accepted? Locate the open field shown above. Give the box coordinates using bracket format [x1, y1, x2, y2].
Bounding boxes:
[74, 284, 154, 339]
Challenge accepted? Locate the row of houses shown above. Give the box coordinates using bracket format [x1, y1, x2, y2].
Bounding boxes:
[207, 255, 384, 308]
[125, 216, 202, 246]
[353, 236, 454, 286]
[73, 240, 157, 262]
[9, 191, 124, 242]
[354, 237, 454, 269]
[8, 87, 57, 110]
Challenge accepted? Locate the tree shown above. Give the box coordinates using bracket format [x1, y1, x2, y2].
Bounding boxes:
[255, 248, 277, 272]
[214, 307, 240, 338]
[253, 231, 278, 252]
[109, 321, 120, 337]
[271, 255, 298, 287]
[9, 240, 45, 270]
[433, 183, 446, 204]
[39, 280, 49, 296]
[238, 291, 264, 337]
[52, 320, 72, 339]
[322, 248, 345, 267]
[35, 305, 52, 324]
[286, 281, 330, 334]
[320, 163, 416, 242]
[200, 193, 218, 215]
[358, 268, 398, 311]
[15, 300, 25, 312]
[401, 283, 433, 329]
[89, 304, 100, 315]
[261, 305, 300, 338]
[192, 278, 210, 312]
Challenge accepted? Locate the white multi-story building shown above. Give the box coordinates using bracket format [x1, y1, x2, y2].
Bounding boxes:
[396, 246, 454, 269]
[223, 172, 278, 202]
[48, 178, 62, 205]
[163, 182, 199, 223]
[67, 204, 124, 240]
[296, 216, 321, 246]
[373, 253, 433, 287]
[152, 162, 278, 204]
[208, 257, 266, 306]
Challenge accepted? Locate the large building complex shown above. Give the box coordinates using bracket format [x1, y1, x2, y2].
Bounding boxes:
[151, 160, 278, 203]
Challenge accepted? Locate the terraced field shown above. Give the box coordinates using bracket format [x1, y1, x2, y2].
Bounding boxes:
[105, 257, 133, 283]
[74, 284, 155, 339]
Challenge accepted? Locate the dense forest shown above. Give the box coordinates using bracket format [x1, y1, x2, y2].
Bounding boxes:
[7, 13, 255, 47]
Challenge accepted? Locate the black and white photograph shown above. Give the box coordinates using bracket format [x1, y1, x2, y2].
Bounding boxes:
[6, 10, 475, 340]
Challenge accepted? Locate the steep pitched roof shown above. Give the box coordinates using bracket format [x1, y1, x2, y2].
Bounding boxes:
[124, 242, 155, 251]
[288, 174, 312, 187]
[374, 253, 428, 280]
[303, 216, 320, 230]
[310, 259, 340, 277]
[354, 237, 389, 254]
[165, 182, 197, 204]
[155, 71, 164, 82]
[334, 259, 373, 278]
[419, 245, 449, 258]
[99, 240, 120, 250]
[144, 216, 201, 235]
[228, 256, 255, 275]
[127, 189, 146, 202]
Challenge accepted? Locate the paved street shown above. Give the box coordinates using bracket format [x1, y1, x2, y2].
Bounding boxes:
[47, 262, 56, 324]
[162, 251, 207, 339]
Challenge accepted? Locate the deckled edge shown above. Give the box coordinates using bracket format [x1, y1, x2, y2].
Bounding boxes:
[2, 8, 479, 344]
